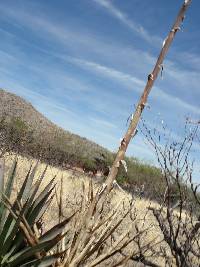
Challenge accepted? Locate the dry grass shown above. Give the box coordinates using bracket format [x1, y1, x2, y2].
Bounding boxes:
[3, 154, 176, 266]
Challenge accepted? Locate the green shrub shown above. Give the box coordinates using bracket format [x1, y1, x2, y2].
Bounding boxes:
[0, 159, 73, 267]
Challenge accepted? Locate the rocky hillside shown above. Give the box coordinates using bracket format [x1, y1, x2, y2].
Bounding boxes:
[0, 89, 58, 132]
[0, 88, 111, 163]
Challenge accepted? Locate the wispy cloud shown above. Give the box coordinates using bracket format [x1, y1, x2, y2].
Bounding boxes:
[174, 51, 200, 72]
[67, 57, 200, 117]
[0, 6, 199, 120]
[165, 62, 200, 96]
[69, 57, 145, 90]
[93, 0, 162, 46]
[0, 3, 157, 76]
[153, 86, 200, 116]
[89, 117, 117, 129]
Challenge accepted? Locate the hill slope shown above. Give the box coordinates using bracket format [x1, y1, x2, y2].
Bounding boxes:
[0, 89, 57, 131]
[0, 88, 111, 165]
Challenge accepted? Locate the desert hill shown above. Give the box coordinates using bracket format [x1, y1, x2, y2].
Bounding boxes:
[0, 88, 112, 166]
[0, 89, 54, 130]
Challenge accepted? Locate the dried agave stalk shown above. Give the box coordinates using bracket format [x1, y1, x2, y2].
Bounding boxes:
[105, 0, 192, 192]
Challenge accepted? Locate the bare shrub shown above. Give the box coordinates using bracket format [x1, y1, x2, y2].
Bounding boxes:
[141, 119, 200, 266]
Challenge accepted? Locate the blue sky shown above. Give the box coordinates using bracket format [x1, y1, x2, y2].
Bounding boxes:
[0, 0, 200, 176]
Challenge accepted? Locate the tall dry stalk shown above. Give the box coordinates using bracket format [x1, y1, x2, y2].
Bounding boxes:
[75, 3, 193, 264]
[105, 0, 192, 192]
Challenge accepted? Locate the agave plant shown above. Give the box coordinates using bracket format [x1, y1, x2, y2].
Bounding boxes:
[0, 158, 73, 267]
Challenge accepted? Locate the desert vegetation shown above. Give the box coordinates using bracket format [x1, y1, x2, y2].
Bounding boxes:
[0, 112, 168, 201]
[1, 122, 200, 266]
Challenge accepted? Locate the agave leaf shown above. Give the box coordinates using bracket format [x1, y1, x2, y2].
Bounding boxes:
[37, 252, 66, 267]
[0, 219, 18, 260]
[0, 194, 29, 257]
[7, 200, 49, 258]
[16, 163, 33, 203]
[20, 252, 65, 267]
[18, 259, 39, 267]
[2, 192, 53, 259]
[22, 162, 44, 203]
[2, 165, 35, 243]
[1, 163, 34, 235]
[4, 159, 17, 198]
[1, 172, 54, 258]
[40, 212, 76, 243]
[7, 233, 64, 267]
[18, 167, 49, 223]
[0, 158, 5, 231]
[0, 159, 17, 230]
[24, 175, 55, 223]
[1, 239, 18, 265]
[37, 257, 58, 267]
[27, 185, 55, 227]
[23, 179, 43, 214]
[34, 195, 54, 223]
[0, 219, 20, 255]
[24, 166, 49, 212]
[0, 161, 65, 267]
[0, 211, 15, 249]
[2, 194, 40, 258]
[0, 158, 4, 193]
[33, 176, 56, 209]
